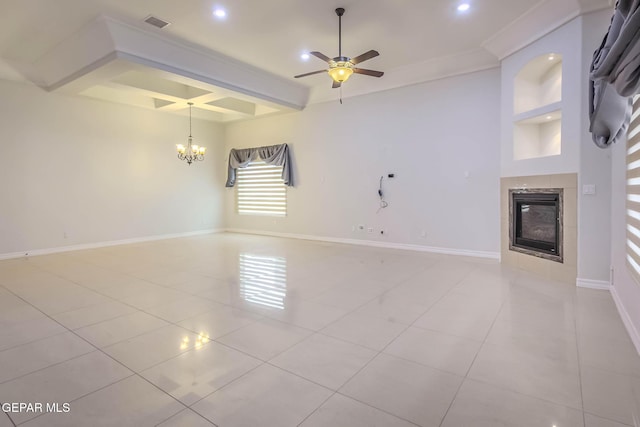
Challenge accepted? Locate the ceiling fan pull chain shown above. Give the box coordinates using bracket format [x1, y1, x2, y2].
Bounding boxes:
[340, 86, 343, 104]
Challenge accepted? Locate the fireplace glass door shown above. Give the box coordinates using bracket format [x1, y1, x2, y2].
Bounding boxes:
[510, 191, 562, 262]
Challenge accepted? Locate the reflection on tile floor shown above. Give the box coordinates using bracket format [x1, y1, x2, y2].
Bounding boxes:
[0, 233, 638, 426]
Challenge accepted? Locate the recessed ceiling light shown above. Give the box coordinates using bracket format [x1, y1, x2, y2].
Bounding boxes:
[301, 53, 310, 61]
[546, 115, 552, 120]
[457, 3, 470, 12]
[548, 55, 555, 61]
[213, 8, 227, 19]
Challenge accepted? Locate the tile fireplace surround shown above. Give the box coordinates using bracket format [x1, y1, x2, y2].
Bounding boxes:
[501, 174, 577, 284]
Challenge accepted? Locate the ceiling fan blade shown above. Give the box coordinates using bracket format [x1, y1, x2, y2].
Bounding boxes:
[294, 70, 328, 78]
[310, 51, 332, 63]
[353, 68, 384, 77]
[350, 50, 379, 65]
[332, 81, 341, 89]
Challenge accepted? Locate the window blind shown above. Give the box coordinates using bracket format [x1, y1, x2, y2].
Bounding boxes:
[627, 95, 640, 284]
[236, 160, 287, 216]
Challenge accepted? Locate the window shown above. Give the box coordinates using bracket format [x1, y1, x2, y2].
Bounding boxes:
[627, 95, 640, 283]
[236, 160, 287, 216]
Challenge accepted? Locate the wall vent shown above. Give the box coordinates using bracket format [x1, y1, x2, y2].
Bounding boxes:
[143, 15, 171, 29]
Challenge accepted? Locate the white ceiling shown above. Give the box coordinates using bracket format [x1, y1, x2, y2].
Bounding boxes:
[0, 0, 613, 121]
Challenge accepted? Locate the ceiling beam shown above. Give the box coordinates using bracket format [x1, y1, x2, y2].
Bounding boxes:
[33, 15, 308, 110]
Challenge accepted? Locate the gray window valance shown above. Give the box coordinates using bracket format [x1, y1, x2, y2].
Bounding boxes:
[225, 143, 293, 187]
[589, 0, 639, 148]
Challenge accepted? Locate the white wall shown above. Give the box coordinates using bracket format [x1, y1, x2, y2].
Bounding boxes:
[499, 12, 613, 283]
[578, 10, 614, 283]
[0, 80, 226, 255]
[611, 127, 640, 350]
[223, 69, 501, 256]
[501, 18, 582, 177]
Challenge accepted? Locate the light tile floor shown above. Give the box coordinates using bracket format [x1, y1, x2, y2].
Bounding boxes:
[0, 233, 638, 426]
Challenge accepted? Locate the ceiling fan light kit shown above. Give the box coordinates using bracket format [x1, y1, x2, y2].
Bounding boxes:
[328, 61, 354, 83]
[294, 7, 384, 89]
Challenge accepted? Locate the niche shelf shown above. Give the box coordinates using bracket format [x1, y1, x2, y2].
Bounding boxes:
[513, 53, 562, 160]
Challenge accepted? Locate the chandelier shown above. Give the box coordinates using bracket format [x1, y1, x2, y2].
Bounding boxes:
[176, 102, 206, 165]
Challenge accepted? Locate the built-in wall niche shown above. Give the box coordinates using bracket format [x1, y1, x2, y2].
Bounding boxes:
[513, 53, 562, 160]
[514, 110, 562, 160]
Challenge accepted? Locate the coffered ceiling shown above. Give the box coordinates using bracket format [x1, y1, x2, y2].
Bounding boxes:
[0, 0, 613, 122]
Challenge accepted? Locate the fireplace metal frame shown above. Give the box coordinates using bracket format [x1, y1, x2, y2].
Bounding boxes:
[508, 188, 563, 263]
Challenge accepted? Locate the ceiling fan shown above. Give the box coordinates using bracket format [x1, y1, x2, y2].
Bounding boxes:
[294, 7, 384, 89]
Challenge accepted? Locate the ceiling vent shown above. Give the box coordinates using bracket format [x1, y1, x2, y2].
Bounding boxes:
[143, 15, 171, 29]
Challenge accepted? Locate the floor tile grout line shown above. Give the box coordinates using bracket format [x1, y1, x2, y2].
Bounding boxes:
[14, 256, 301, 361]
[295, 391, 337, 427]
[263, 359, 350, 393]
[170, 260, 463, 424]
[376, 264, 476, 356]
[291, 262, 482, 427]
[0, 241, 317, 424]
[153, 407, 218, 427]
[458, 376, 587, 414]
[8, 373, 138, 426]
[133, 337, 262, 382]
[314, 327, 400, 353]
[573, 292, 588, 427]
[331, 392, 424, 427]
[287, 266, 462, 414]
[0, 344, 96, 387]
[1, 261, 203, 327]
[16, 244, 399, 394]
[436, 378, 466, 427]
[17, 241, 472, 355]
[437, 280, 511, 427]
[183, 360, 267, 414]
[29, 250, 247, 318]
[3, 410, 17, 427]
[0, 237, 603, 425]
[269, 337, 425, 427]
[0, 287, 109, 381]
[0, 286, 194, 425]
[582, 409, 634, 426]
[372, 267, 481, 427]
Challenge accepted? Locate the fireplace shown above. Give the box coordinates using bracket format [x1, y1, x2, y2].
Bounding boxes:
[509, 189, 563, 263]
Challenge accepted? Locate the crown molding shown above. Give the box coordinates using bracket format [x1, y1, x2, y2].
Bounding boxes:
[308, 48, 499, 105]
[482, 0, 612, 60]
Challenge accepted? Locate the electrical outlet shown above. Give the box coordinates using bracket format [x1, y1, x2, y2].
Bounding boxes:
[367, 227, 374, 233]
[351, 225, 356, 232]
[420, 230, 427, 238]
[63, 231, 68, 239]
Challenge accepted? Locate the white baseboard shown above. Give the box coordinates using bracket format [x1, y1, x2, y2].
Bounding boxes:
[611, 285, 640, 356]
[576, 278, 611, 290]
[0, 229, 224, 261]
[225, 228, 500, 260]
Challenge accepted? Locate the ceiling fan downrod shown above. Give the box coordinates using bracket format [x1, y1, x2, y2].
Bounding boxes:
[336, 8, 344, 58]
